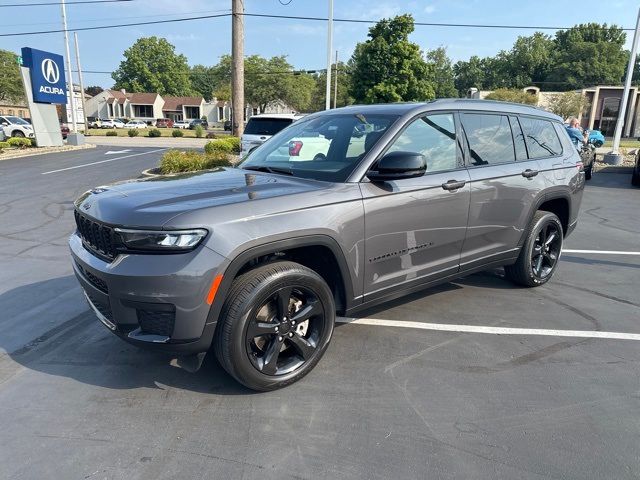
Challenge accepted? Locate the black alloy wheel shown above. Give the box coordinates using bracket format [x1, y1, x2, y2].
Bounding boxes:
[530, 222, 561, 281]
[215, 261, 335, 391]
[505, 211, 564, 287]
[246, 285, 324, 376]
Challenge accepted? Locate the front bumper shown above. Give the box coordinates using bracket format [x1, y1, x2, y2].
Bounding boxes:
[69, 232, 227, 355]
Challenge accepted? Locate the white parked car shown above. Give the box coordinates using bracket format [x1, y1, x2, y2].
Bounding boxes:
[101, 119, 125, 129]
[240, 113, 304, 158]
[173, 120, 190, 129]
[125, 120, 148, 129]
[0, 116, 34, 138]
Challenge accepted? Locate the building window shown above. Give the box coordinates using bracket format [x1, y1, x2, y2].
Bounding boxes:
[185, 106, 199, 119]
[252, 108, 258, 116]
[601, 97, 620, 118]
[218, 106, 224, 120]
[133, 105, 153, 118]
[108, 103, 114, 117]
[8, 109, 14, 115]
[0, 110, 3, 115]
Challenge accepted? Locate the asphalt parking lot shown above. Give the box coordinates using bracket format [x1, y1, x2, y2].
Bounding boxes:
[1, 149, 639, 479]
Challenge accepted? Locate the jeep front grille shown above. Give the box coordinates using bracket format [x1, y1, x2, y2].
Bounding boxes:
[74, 210, 118, 261]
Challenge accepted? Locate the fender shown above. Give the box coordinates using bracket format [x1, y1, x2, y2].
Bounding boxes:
[517, 188, 572, 247]
[204, 234, 356, 328]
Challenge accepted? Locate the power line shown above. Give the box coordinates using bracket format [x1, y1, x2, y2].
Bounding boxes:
[0, 0, 133, 6]
[241, 12, 637, 31]
[0, 12, 231, 37]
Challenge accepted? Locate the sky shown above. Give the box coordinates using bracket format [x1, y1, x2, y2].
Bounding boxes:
[0, 0, 637, 89]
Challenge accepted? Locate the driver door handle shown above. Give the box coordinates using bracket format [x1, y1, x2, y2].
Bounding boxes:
[522, 169, 539, 178]
[441, 179, 466, 191]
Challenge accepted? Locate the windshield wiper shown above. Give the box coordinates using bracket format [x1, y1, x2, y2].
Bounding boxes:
[242, 165, 293, 176]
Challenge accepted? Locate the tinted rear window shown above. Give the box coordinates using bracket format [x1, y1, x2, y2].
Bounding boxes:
[461, 113, 515, 166]
[519, 117, 563, 158]
[244, 118, 294, 136]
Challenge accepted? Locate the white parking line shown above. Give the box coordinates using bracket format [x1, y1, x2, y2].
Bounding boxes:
[563, 249, 640, 256]
[336, 317, 640, 341]
[41, 148, 166, 175]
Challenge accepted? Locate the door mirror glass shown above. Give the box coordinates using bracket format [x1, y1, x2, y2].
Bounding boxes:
[367, 151, 426, 182]
[1, 122, 8, 127]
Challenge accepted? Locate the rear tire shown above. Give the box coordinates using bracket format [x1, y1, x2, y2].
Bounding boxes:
[505, 211, 563, 287]
[214, 261, 335, 391]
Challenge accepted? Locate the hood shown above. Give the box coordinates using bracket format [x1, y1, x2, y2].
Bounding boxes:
[76, 167, 328, 228]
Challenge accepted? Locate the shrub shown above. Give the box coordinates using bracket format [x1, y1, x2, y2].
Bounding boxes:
[148, 128, 162, 138]
[485, 88, 538, 105]
[204, 136, 241, 155]
[30, 138, 37, 147]
[159, 149, 231, 174]
[0, 141, 10, 151]
[172, 129, 184, 137]
[7, 137, 32, 148]
[128, 129, 139, 137]
[105, 130, 118, 137]
[206, 132, 217, 139]
[194, 125, 204, 138]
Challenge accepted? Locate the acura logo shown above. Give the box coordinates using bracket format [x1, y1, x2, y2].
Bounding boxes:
[41, 58, 60, 84]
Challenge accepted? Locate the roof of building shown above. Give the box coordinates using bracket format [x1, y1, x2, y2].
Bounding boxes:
[163, 96, 203, 111]
[127, 92, 159, 105]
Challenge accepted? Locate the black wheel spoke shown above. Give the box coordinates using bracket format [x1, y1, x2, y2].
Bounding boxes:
[545, 230, 557, 246]
[247, 321, 279, 339]
[260, 338, 282, 375]
[287, 333, 315, 360]
[276, 287, 293, 320]
[291, 300, 322, 324]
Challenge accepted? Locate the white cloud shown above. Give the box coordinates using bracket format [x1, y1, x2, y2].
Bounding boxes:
[165, 33, 201, 42]
[424, 5, 436, 14]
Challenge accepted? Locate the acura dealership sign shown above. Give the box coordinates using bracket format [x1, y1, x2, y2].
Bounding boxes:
[21, 47, 67, 104]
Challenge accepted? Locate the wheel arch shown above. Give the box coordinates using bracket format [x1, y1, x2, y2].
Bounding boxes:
[518, 190, 572, 247]
[205, 235, 355, 328]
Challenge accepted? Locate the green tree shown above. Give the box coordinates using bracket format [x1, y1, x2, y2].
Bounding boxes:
[349, 14, 435, 103]
[0, 49, 25, 103]
[190, 65, 217, 101]
[426, 47, 457, 98]
[453, 56, 485, 96]
[84, 85, 104, 97]
[547, 91, 589, 119]
[507, 32, 554, 88]
[309, 62, 354, 111]
[112, 37, 195, 95]
[485, 88, 538, 105]
[547, 23, 628, 90]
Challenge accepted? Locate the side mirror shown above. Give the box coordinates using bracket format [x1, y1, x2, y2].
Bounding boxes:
[366, 151, 427, 182]
[1, 122, 8, 127]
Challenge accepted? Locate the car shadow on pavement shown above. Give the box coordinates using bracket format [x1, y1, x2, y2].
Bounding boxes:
[1, 276, 256, 396]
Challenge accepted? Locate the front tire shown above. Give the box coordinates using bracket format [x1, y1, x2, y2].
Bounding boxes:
[11, 130, 25, 138]
[505, 211, 563, 287]
[214, 261, 335, 391]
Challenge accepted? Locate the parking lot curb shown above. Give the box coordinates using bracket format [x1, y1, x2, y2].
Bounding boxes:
[0, 143, 96, 162]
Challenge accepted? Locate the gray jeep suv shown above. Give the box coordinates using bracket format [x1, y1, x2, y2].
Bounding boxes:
[70, 100, 585, 391]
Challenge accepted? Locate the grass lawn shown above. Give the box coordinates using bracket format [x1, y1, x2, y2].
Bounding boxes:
[85, 128, 229, 138]
[603, 139, 640, 149]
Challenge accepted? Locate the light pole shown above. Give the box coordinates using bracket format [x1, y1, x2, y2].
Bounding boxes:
[604, 7, 640, 165]
[325, 0, 333, 110]
[60, 0, 78, 134]
[73, 32, 88, 132]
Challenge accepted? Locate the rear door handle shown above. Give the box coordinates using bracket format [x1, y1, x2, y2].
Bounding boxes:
[522, 169, 539, 178]
[441, 180, 466, 191]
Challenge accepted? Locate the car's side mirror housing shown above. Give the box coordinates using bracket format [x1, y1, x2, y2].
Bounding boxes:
[1, 122, 8, 127]
[366, 151, 427, 182]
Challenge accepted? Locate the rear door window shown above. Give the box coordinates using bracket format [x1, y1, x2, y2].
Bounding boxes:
[509, 116, 529, 161]
[460, 113, 515, 166]
[518, 117, 563, 158]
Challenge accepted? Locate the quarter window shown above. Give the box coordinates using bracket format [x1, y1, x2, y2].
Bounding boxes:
[519, 117, 562, 158]
[388, 113, 458, 173]
[461, 113, 515, 166]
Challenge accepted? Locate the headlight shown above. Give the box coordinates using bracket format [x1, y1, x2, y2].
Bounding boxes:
[114, 228, 207, 251]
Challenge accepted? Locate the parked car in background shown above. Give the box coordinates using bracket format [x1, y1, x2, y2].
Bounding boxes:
[70, 100, 585, 391]
[240, 113, 304, 158]
[0, 115, 34, 138]
[173, 120, 190, 129]
[588, 129, 605, 147]
[155, 118, 174, 128]
[189, 119, 209, 130]
[223, 120, 232, 131]
[125, 120, 147, 129]
[632, 148, 640, 187]
[101, 119, 125, 129]
[88, 118, 105, 129]
[60, 124, 70, 139]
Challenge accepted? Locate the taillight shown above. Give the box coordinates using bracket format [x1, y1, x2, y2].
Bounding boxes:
[576, 161, 584, 171]
[289, 140, 303, 156]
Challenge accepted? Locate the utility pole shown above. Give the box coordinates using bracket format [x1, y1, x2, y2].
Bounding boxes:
[325, 0, 333, 110]
[232, 0, 245, 137]
[333, 50, 338, 109]
[60, 0, 78, 133]
[605, 6, 640, 164]
[73, 32, 88, 132]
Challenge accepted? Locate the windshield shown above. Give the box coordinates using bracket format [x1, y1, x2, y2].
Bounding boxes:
[6, 116, 29, 125]
[239, 113, 398, 183]
[244, 118, 295, 136]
